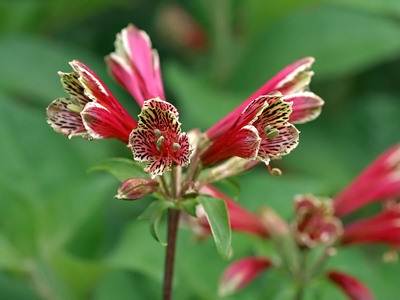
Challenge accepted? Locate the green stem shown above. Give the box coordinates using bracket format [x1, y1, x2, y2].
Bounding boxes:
[162, 209, 180, 300]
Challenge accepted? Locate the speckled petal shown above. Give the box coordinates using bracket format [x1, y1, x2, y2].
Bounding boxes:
[46, 98, 87, 138]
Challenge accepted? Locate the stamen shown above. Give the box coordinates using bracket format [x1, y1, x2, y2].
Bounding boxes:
[156, 135, 165, 151]
[172, 142, 181, 151]
[265, 125, 279, 139]
[267, 164, 282, 176]
[154, 128, 162, 137]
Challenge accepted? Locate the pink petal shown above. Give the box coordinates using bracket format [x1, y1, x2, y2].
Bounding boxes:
[327, 270, 374, 300]
[284, 91, 324, 124]
[334, 145, 400, 217]
[107, 24, 165, 106]
[219, 256, 272, 296]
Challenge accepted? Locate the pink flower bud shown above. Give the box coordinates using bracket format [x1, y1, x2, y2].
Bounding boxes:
[116, 178, 158, 200]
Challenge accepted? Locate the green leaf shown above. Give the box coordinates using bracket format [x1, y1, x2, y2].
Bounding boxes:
[180, 198, 199, 217]
[89, 158, 147, 182]
[139, 200, 174, 246]
[232, 6, 400, 90]
[197, 196, 232, 259]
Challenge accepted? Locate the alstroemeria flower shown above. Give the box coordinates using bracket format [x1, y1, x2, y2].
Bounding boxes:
[341, 202, 400, 248]
[334, 144, 400, 217]
[197, 185, 269, 238]
[202, 93, 299, 165]
[107, 24, 165, 107]
[327, 270, 373, 300]
[293, 194, 343, 248]
[129, 98, 192, 177]
[47, 60, 137, 143]
[219, 256, 272, 297]
[207, 57, 323, 140]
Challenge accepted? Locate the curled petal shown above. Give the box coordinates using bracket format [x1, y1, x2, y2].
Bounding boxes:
[284, 91, 324, 124]
[116, 178, 158, 200]
[219, 256, 272, 297]
[58, 71, 90, 107]
[327, 270, 374, 300]
[334, 145, 400, 217]
[81, 102, 133, 142]
[46, 98, 87, 138]
[129, 98, 192, 177]
[107, 24, 165, 106]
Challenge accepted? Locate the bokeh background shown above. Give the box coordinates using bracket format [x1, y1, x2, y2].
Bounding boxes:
[1, 0, 400, 299]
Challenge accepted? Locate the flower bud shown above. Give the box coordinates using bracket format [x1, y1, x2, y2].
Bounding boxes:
[116, 178, 158, 200]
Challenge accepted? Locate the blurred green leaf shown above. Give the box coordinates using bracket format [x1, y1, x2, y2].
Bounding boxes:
[89, 158, 147, 182]
[198, 196, 232, 259]
[328, 0, 400, 17]
[233, 6, 400, 90]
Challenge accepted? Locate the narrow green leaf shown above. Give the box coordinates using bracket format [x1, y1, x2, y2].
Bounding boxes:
[89, 158, 147, 182]
[198, 196, 232, 259]
[139, 200, 174, 246]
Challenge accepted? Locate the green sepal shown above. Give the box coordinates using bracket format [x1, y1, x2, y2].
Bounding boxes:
[88, 158, 147, 182]
[198, 196, 232, 259]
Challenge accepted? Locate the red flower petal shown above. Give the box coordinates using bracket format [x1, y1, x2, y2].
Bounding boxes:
[327, 270, 374, 300]
[342, 204, 400, 247]
[219, 256, 272, 296]
[81, 102, 133, 142]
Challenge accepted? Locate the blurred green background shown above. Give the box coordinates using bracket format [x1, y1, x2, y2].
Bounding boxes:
[0, 0, 399, 299]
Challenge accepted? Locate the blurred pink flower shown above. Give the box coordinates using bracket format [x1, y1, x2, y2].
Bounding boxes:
[106, 24, 165, 107]
[341, 202, 400, 247]
[327, 270, 373, 300]
[47, 60, 137, 143]
[129, 98, 191, 176]
[334, 144, 400, 217]
[293, 194, 343, 247]
[219, 256, 272, 297]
